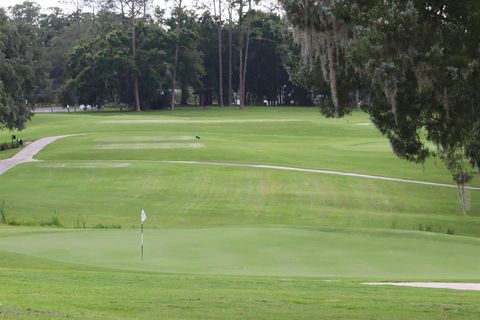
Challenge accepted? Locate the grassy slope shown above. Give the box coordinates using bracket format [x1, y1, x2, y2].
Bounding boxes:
[1, 162, 479, 235]
[1, 107, 480, 319]
[2, 108, 475, 185]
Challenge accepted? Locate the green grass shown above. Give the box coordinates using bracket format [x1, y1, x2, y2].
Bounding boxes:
[0, 107, 479, 319]
[1, 161, 479, 235]
[1, 107, 472, 184]
[1, 264, 480, 320]
[2, 259, 479, 320]
[1, 226, 480, 279]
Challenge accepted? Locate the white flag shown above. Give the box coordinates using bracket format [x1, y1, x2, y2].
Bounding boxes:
[141, 209, 147, 223]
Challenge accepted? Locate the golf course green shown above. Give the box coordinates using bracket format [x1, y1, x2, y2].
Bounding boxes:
[0, 107, 479, 319]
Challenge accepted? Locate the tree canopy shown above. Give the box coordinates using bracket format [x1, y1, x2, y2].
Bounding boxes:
[281, 0, 480, 213]
[0, 6, 48, 130]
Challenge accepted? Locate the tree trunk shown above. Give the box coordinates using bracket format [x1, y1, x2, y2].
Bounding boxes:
[217, 0, 224, 107]
[242, 21, 251, 107]
[170, 0, 182, 111]
[238, 45, 244, 108]
[238, 1, 244, 109]
[326, 39, 338, 117]
[121, 1, 126, 26]
[171, 43, 179, 111]
[92, 6, 96, 37]
[131, 0, 141, 112]
[227, 6, 233, 106]
[355, 89, 359, 109]
[76, 8, 80, 39]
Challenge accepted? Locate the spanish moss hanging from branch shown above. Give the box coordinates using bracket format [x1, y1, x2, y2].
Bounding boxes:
[282, 0, 352, 117]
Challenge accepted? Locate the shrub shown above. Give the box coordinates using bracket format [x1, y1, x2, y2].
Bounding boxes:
[74, 216, 88, 228]
[94, 223, 121, 229]
[0, 200, 6, 224]
[417, 223, 434, 232]
[39, 211, 63, 227]
[390, 218, 397, 230]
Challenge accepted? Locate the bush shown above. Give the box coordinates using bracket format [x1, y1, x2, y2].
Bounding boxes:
[74, 216, 88, 228]
[94, 223, 121, 229]
[0, 141, 23, 151]
[39, 212, 63, 227]
[0, 200, 6, 224]
[417, 223, 434, 232]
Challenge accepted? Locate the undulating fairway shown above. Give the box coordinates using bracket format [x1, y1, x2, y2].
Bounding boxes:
[0, 107, 479, 319]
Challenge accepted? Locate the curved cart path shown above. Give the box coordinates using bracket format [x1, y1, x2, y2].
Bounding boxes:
[0, 135, 71, 175]
[159, 160, 480, 190]
[1, 135, 479, 191]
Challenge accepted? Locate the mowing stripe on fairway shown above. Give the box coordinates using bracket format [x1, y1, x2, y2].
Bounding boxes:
[2, 134, 478, 191]
[158, 160, 480, 190]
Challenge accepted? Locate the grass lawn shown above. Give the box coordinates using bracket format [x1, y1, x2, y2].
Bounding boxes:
[0, 107, 479, 319]
[1, 226, 480, 279]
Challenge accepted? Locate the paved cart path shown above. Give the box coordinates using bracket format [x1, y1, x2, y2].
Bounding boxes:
[365, 282, 480, 291]
[0, 135, 70, 175]
[159, 160, 480, 190]
[1, 135, 479, 191]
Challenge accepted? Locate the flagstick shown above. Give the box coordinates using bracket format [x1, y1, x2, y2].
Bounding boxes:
[141, 220, 144, 261]
[140, 208, 147, 261]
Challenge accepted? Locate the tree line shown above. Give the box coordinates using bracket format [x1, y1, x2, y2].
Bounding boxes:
[0, 0, 311, 121]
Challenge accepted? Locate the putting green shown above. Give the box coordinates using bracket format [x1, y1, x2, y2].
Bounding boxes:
[1, 226, 479, 280]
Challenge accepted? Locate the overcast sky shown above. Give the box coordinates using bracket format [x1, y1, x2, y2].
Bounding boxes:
[2, 0, 61, 9]
[0, 0, 179, 13]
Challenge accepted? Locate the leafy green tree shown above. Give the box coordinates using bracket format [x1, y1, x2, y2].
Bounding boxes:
[0, 3, 50, 130]
[65, 21, 199, 109]
[196, 12, 219, 106]
[282, 0, 480, 213]
[246, 11, 294, 105]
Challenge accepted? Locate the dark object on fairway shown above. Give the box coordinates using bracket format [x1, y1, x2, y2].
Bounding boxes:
[19, 139, 23, 146]
[195, 136, 200, 139]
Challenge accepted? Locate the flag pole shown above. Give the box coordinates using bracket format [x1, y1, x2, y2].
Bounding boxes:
[140, 208, 147, 261]
[141, 208, 144, 261]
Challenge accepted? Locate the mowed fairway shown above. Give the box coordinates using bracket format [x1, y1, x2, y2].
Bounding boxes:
[0, 107, 479, 319]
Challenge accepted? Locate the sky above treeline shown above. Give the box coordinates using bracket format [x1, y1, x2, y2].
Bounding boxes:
[1, 0, 172, 13]
[3, 0, 66, 10]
